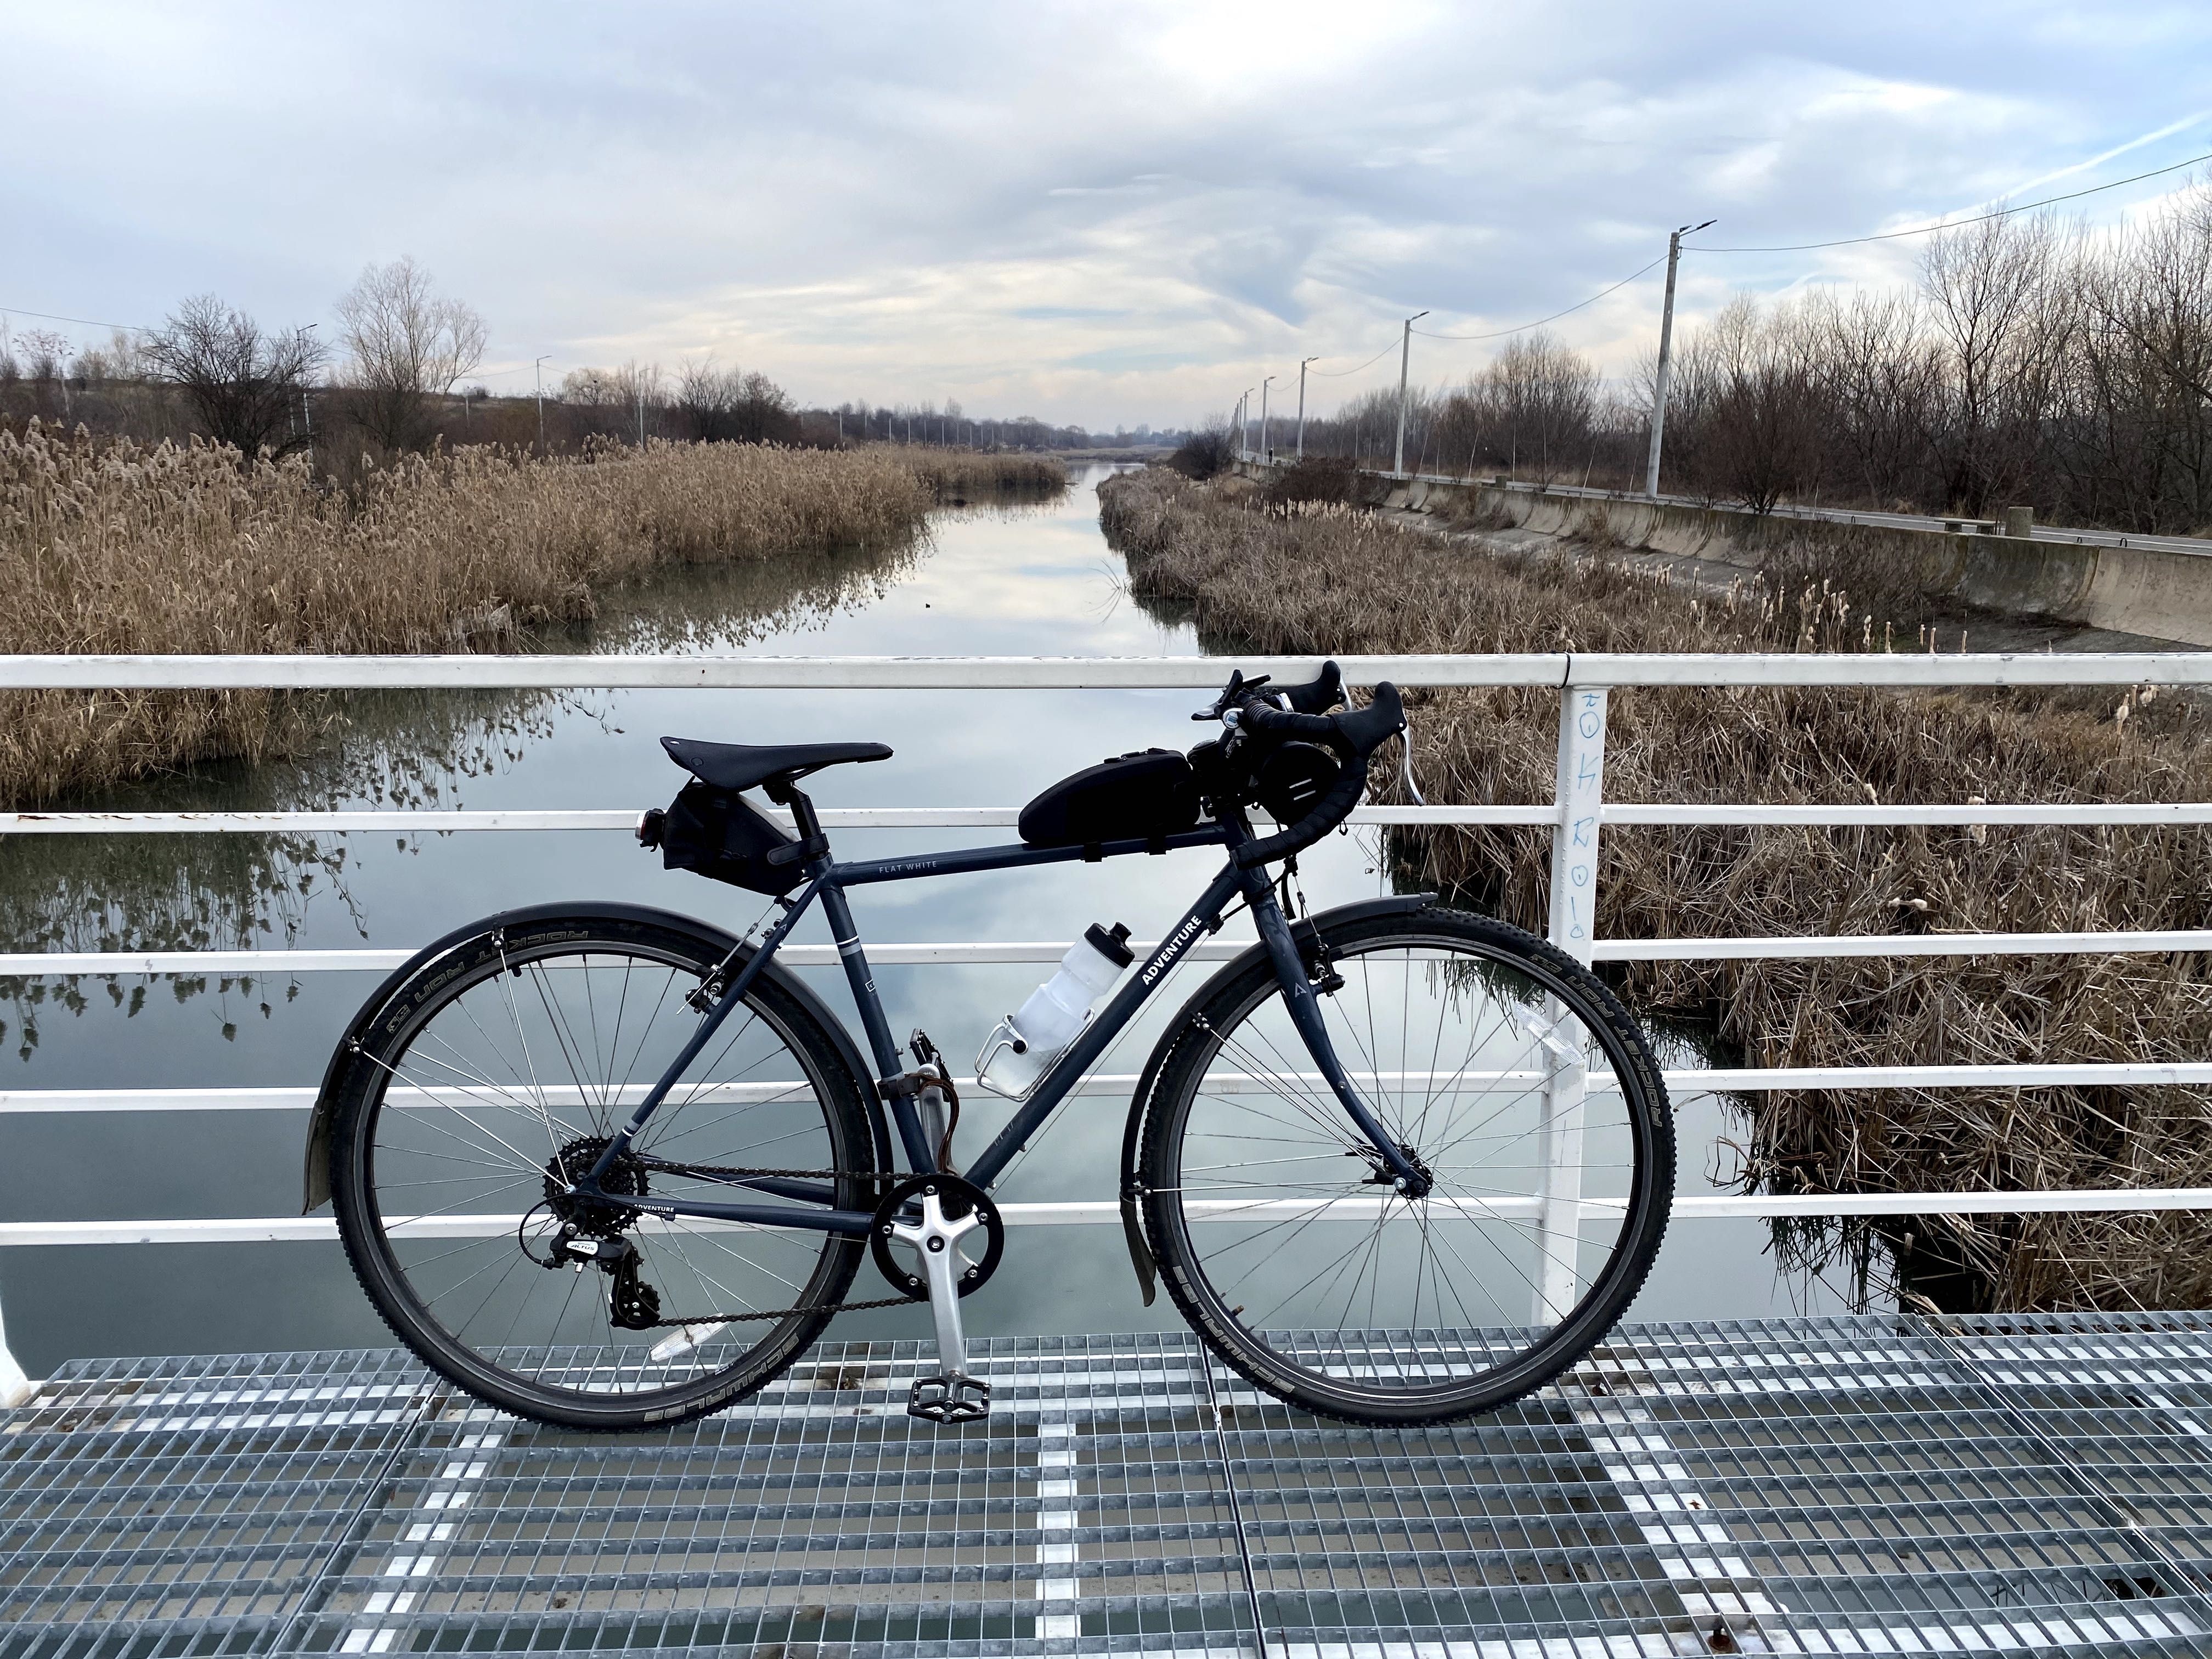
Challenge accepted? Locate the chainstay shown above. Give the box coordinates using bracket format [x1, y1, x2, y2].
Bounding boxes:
[627, 1158, 922, 1325]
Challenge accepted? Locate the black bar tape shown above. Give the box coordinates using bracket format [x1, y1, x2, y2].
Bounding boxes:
[1234, 683, 1405, 868]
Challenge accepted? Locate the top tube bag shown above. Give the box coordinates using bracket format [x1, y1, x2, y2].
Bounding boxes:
[1018, 747, 1202, 849]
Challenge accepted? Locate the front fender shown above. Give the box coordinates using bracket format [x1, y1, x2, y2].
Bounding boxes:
[1114, 890, 1438, 1302]
[302, 901, 889, 1212]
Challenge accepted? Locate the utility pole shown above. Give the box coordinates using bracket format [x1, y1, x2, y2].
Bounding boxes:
[1296, 356, 1317, 460]
[1259, 376, 1273, 462]
[1393, 312, 1428, 477]
[637, 387, 646, 448]
[1240, 388, 1254, 458]
[1645, 219, 1714, 498]
[534, 355, 550, 452]
[297, 324, 317, 465]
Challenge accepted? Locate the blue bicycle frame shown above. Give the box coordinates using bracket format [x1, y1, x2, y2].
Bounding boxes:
[579, 796, 1422, 1232]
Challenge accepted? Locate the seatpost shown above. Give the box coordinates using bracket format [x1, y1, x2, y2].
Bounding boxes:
[766, 777, 825, 847]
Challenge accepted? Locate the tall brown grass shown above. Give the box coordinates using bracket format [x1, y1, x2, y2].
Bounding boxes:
[0, 425, 936, 805]
[896, 446, 1068, 498]
[1102, 466, 2212, 1314]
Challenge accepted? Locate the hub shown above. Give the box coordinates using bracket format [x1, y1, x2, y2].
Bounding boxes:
[1357, 1142, 1434, 1201]
[544, 1135, 648, 1237]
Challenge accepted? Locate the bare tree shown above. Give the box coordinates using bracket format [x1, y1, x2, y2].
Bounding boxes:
[141, 295, 327, 459]
[335, 257, 488, 453]
[1681, 296, 1827, 512]
[16, 329, 70, 385]
[1485, 331, 1598, 484]
[1920, 215, 2062, 513]
[674, 360, 798, 444]
[1169, 415, 1236, 479]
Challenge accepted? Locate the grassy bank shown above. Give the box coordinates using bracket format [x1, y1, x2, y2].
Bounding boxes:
[1101, 465, 2212, 1313]
[897, 445, 1068, 499]
[0, 425, 937, 805]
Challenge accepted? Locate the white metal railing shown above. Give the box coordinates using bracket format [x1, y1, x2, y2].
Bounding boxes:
[4, 652, 2211, 1266]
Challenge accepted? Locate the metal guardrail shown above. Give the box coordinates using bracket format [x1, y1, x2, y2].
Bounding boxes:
[3, 651, 2210, 1271]
[1242, 449, 2212, 558]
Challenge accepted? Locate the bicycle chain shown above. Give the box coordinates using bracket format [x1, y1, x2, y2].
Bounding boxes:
[617, 1159, 917, 1326]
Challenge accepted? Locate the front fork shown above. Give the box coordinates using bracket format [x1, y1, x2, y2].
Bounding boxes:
[1239, 867, 1428, 1194]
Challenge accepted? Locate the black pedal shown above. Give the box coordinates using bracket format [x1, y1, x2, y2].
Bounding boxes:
[907, 1373, 991, 1424]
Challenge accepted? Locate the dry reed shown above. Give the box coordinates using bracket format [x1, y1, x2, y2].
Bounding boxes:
[1102, 466, 2212, 1313]
[0, 425, 936, 805]
[895, 446, 1068, 498]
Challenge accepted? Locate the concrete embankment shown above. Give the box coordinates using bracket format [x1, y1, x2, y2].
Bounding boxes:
[1236, 461, 2212, 648]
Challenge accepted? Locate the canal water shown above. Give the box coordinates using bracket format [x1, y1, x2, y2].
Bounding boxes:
[0, 465, 1850, 1378]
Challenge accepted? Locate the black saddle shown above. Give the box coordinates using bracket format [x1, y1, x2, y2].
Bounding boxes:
[661, 735, 891, 793]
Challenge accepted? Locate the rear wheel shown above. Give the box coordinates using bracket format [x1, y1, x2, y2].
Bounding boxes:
[328, 909, 875, 1430]
[1140, 904, 1671, 1424]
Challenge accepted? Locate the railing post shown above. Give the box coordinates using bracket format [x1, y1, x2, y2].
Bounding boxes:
[1537, 683, 1607, 1323]
[0, 1294, 33, 1407]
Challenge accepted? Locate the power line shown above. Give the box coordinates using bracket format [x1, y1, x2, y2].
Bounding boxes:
[1411, 253, 1669, 341]
[0, 304, 154, 334]
[1686, 146, 2211, 253]
[1303, 250, 1672, 379]
[1305, 338, 1402, 379]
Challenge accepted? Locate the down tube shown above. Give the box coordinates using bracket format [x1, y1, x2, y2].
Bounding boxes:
[963, 861, 1246, 1192]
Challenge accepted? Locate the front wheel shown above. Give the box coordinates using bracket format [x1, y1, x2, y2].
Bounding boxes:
[328, 907, 877, 1430]
[1139, 904, 1672, 1424]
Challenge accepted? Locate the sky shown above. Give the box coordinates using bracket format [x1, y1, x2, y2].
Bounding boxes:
[8, 0, 2212, 430]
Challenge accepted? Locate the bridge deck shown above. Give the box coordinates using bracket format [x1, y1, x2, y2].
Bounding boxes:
[4, 1313, 2211, 1657]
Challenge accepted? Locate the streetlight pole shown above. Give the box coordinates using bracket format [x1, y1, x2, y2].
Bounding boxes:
[1645, 218, 1713, 498]
[1259, 375, 1273, 464]
[297, 324, 317, 465]
[1296, 356, 1317, 460]
[534, 356, 550, 452]
[1240, 388, 1254, 459]
[1393, 311, 1428, 477]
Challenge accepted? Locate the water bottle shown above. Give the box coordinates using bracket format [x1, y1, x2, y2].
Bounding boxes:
[975, 923, 1133, 1097]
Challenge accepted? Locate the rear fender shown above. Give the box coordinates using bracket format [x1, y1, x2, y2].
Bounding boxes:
[1114, 890, 1438, 1301]
[302, 901, 888, 1212]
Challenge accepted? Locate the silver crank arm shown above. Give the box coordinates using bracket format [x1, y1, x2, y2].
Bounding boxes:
[891, 1192, 991, 1422]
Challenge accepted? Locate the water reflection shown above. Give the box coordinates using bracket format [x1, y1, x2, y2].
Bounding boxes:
[0, 539, 919, 1056]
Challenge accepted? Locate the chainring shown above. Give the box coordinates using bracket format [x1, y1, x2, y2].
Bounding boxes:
[868, 1172, 1005, 1301]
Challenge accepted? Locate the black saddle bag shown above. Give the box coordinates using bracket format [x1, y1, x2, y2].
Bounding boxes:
[643, 780, 808, 896]
[1018, 748, 1202, 849]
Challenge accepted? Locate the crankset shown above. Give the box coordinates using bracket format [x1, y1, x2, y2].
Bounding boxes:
[870, 1172, 1003, 1424]
[869, 1173, 1004, 1300]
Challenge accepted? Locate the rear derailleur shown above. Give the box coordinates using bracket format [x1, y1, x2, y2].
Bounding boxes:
[539, 1231, 664, 1330]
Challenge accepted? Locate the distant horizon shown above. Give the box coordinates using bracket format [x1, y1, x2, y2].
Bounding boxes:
[11, 2, 2209, 430]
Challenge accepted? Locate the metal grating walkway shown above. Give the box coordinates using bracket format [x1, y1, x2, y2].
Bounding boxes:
[4, 1316, 2212, 1656]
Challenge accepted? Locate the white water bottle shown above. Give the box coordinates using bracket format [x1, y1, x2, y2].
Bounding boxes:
[975, 923, 1133, 1097]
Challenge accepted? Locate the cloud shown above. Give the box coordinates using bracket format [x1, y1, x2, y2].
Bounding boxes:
[8, 1, 2209, 426]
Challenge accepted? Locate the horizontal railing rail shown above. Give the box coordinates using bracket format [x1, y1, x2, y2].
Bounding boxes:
[0, 648, 2209, 686]
[5, 650, 2211, 1284]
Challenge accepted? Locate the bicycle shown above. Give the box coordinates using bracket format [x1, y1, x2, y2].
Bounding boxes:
[307, 661, 1673, 1429]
